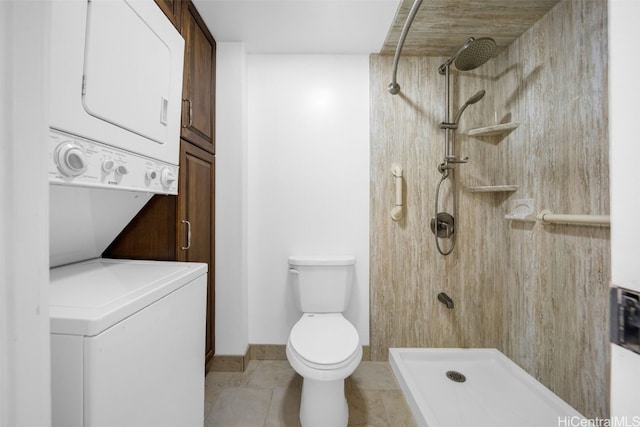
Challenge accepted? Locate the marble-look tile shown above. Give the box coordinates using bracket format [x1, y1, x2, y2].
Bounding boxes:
[346, 388, 415, 427]
[264, 386, 302, 427]
[346, 389, 389, 426]
[247, 360, 302, 389]
[203, 383, 222, 419]
[380, 390, 417, 427]
[204, 388, 272, 427]
[204, 361, 416, 426]
[347, 362, 400, 391]
[205, 360, 256, 388]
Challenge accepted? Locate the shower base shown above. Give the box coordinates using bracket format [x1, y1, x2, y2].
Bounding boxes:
[389, 348, 585, 427]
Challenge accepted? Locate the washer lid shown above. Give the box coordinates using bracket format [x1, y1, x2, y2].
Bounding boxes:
[289, 314, 359, 366]
[49, 258, 207, 336]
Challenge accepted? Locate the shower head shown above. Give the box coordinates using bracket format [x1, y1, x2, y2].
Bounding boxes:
[438, 37, 496, 75]
[455, 38, 496, 71]
[465, 89, 486, 105]
[452, 90, 486, 125]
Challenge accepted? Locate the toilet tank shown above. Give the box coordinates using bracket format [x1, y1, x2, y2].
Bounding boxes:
[288, 256, 355, 313]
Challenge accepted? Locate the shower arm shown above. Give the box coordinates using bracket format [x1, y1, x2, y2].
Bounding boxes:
[388, 0, 423, 95]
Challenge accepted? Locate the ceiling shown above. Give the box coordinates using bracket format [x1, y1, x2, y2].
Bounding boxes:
[191, 0, 401, 54]
[380, 0, 561, 56]
[192, 0, 561, 56]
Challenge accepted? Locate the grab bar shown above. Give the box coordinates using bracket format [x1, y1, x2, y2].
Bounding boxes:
[537, 210, 610, 227]
[388, 0, 423, 95]
[391, 164, 403, 221]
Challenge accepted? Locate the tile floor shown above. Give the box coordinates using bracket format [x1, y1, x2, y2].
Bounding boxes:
[203, 360, 417, 427]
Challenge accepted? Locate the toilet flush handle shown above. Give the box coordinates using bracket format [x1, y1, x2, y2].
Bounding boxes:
[289, 268, 299, 275]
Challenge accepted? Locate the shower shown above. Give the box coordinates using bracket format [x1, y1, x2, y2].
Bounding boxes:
[386, 0, 496, 255]
[432, 37, 496, 255]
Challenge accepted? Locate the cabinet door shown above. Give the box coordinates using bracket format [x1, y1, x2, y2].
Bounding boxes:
[154, 0, 182, 31]
[178, 140, 215, 364]
[181, 2, 216, 154]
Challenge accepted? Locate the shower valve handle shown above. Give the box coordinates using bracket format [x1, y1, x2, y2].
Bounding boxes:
[439, 221, 452, 236]
[430, 213, 455, 238]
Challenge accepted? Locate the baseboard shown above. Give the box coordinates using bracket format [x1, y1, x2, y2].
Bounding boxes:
[249, 344, 287, 360]
[210, 344, 372, 372]
[361, 345, 371, 361]
[209, 345, 250, 372]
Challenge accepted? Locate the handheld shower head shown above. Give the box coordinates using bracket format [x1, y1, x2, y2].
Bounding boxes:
[465, 89, 486, 105]
[438, 37, 496, 75]
[452, 90, 486, 126]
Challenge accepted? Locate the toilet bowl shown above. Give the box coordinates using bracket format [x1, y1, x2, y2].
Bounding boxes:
[287, 314, 362, 426]
[285, 256, 362, 427]
[288, 313, 362, 377]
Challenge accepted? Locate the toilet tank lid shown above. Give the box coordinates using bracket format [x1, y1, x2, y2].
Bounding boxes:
[288, 256, 355, 266]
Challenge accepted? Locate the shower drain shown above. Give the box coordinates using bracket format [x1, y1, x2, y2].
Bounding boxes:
[445, 370, 466, 383]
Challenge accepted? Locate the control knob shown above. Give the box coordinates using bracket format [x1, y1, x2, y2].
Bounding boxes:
[55, 142, 87, 177]
[115, 165, 128, 176]
[160, 168, 176, 189]
[102, 160, 116, 174]
[146, 169, 158, 181]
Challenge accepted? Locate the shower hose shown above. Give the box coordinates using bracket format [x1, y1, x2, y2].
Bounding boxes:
[434, 169, 456, 256]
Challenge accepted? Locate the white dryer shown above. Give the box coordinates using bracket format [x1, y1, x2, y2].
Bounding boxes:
[50, 258, 207, 427]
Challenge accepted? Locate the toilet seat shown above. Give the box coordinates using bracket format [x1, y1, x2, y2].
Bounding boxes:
[288, 313, 360, 370]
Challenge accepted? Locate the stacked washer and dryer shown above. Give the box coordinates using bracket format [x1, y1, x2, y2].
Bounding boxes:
[48, 1, 207, 426]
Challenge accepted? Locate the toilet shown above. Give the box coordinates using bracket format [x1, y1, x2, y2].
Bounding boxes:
[286, 255, 362, 427]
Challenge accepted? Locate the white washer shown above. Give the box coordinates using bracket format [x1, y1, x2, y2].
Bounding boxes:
[49, 258, 207, 427]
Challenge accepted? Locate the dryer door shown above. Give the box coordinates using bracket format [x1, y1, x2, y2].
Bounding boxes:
[83, 0, 171, 144]
[49, 0, 184, 165]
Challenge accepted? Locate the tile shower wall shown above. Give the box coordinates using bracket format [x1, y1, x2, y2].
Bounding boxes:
[370, 0, 609, 418]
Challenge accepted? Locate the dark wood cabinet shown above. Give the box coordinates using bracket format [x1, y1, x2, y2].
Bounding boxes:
[181, 1, 216, 154]
[177, 141, 215, 362]
[154, 0, 182, 31]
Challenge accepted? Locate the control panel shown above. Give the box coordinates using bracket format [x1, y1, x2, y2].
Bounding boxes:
[48, 128, 178, 194]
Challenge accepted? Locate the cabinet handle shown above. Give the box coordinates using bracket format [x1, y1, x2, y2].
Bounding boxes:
[181, 220, 191, 250]
[182, 99, 193, 128]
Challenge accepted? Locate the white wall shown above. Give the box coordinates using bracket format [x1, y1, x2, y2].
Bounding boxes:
[0, 2, 51, 426]
[610, 0, 640, 291]
[247, 55, 370, 345]
[609, 0, 640, 417]
[215, 43, 250, 355]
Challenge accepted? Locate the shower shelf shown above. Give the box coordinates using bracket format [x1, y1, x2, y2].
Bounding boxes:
[465, 122, 520, 137]
[464, 185, 519, 193]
